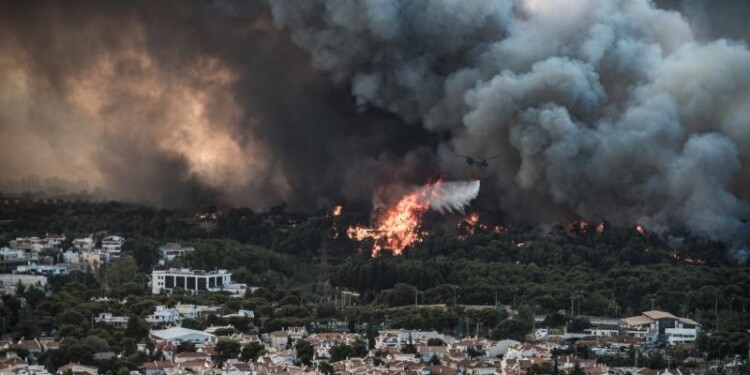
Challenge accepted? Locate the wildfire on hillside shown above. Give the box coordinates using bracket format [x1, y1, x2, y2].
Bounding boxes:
[347, 183, 435, 257]
[566, 220, 589, 233]
[457, 212, 480, 239]
[332, 205, 343, 217]
[566, 219, 609, 235]
[196, 212, 219, 221]
[347, 179, 480, 257]
[596, 222, 606, 234]
[669, 251, 706, 265]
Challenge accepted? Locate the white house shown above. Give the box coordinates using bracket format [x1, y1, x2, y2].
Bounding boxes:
[146, 305, 182, 326]
[72, 235, 95, 251]
[151, 268, 246, 297]
[175, 303, 223, 319]
[95, 313, 129, 329]
[269, 331, 290, 350]
[44, 234, 65, 249]
[485, 339, 521, 357]
[158, 243, 195, 265]
[150, 327, 215, 348]
[622, 310, 700, 345]
[0, 247, 31, 261]
[101, 235, 125, 259]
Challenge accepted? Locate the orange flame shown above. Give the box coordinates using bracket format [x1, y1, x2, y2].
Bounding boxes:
[635, 224, 646, 236]
[457, 212, 481, 239]
[596, 222, 606, 234]
[332, 205, 343, 217]
[347, 182, 442, 257]
[668, 250, 705, 265]
[566, 220, 589, 233]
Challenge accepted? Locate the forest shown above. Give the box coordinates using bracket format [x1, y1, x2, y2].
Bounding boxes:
[0, 200, 748, 367]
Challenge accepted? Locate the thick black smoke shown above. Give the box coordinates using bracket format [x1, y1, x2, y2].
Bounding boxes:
[0, 1, 748, 248]
[268, 0, 750, 247]
[0, 0, 438, 208]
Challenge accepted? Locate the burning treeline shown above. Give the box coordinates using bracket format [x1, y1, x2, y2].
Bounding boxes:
[345, 180, 480, 257]
[2, 1, 749, 255]
[337, 186, 707, 264]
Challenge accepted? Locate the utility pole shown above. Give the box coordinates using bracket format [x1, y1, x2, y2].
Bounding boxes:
[715, 298, 719, 331]
[571, 294, 576, 317]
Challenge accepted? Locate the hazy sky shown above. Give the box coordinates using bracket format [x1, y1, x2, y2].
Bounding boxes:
[1, 0, 748, 245]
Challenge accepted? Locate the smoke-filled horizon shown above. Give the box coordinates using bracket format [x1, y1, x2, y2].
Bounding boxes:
[1, 0, 749, 246]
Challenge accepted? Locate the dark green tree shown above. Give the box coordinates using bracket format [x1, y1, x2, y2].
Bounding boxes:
[318, 361, 335, 375]
[241, 342, 266, 362]
[295, 340, 314, 366]
[215, 339, 242, 363]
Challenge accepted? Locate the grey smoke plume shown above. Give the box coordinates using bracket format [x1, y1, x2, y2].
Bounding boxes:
[0, 1, 439, 208]
[1, 1, 749, 247]
[268, 0, 750, 244]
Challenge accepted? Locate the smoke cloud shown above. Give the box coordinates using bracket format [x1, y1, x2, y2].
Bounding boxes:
[268, 0, 750, 246]
[1, 0, 749, 246]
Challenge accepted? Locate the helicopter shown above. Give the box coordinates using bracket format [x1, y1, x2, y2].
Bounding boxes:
[458, 155, 498, 167]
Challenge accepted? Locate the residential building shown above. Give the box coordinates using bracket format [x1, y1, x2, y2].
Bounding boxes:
[151, 268, 246, 297]
[222, 361, 254, 375]
[16, 264, 68, 276]
[44, 234, 65, 249]
[622, 310, 700, 345]
[150, 327, 214, 348]
[221, 309, 255, 323]
[100, 235, 125, 261]
[158, 243, 195, 265]
[504, 343, 551, 359]
[100, 235, 124, 253]
[22, 365, 54, 375]
[486, 339, 521, 357]
[146, 306, 182, 326]
[269, 331, 289, 351]
[79, 251, 106, 271]
[0, 248, 32, 262]
[584, 328, 620, 337]
[19, 340, 43, 359]
[0, 274, 46, 294]
[9, 237, 49, 252]
[57, 363, 98, 375]
[375, 329, 443, 348]
[95, 313, 129, 329]
[138, 361, 175, 375]
[174, 352, 211, 364]
[174, 304, 223, 319]
[72, 235, 95, 252]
